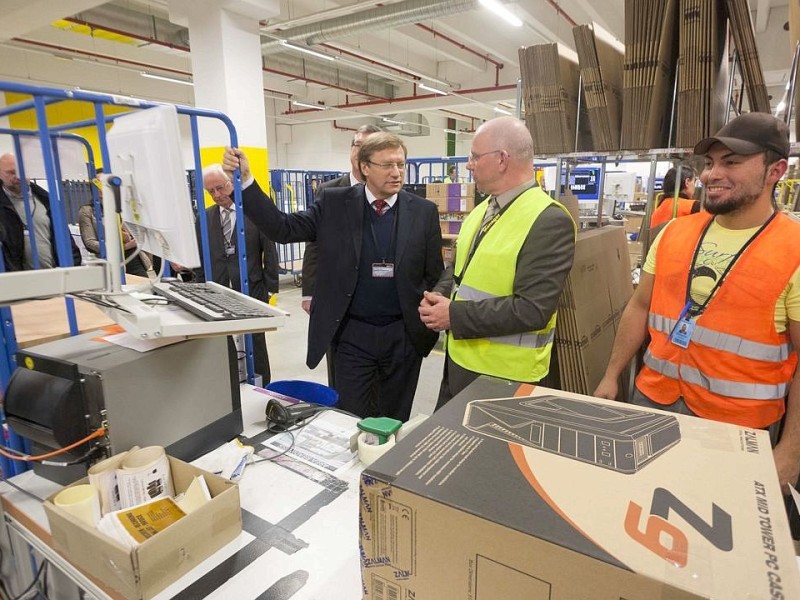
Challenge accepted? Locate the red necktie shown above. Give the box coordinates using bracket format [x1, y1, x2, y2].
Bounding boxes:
[373, 199, 388, 216]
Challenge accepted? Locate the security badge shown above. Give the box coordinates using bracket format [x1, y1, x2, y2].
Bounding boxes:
[372, 262, 395, 278]
[670, 301, 695, 349]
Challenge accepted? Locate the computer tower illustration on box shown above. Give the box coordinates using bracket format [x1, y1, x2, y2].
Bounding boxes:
[463, 395, 681, 473]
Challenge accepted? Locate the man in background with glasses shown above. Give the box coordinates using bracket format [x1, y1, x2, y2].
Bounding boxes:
[419, 116, 576, 407]
[193, 164, 280, 385]
[301, 124, 382, 388]
[224, 132, 443, 421]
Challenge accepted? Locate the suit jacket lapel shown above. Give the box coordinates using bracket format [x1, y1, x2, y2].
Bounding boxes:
[347, 185, 365, 261]
[394, 191, 415, 269]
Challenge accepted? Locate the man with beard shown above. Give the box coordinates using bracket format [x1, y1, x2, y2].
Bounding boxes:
[594, 112, 800, 492]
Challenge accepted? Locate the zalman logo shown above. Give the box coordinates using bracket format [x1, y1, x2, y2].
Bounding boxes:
[487, 422, 527, 442]
[743, 430, 760, 454]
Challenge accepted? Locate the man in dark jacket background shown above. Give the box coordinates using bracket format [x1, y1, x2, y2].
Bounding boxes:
[0, 153, 81, 271]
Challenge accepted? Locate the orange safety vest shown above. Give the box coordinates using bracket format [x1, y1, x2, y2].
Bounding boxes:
[650, 196, 698, 229]
[636, 212, 800, 428]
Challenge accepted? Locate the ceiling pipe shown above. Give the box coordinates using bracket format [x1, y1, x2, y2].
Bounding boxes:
[543, 0, 578, 27]
[332, 120, 358, 132]
[285, 82, 517, 114]
[11, 37, 292, 100]
[414, 23, 503, 69]
[61, 18, 390, 100]
[261, 0, 477, 54]
[319, 43, 421, 80]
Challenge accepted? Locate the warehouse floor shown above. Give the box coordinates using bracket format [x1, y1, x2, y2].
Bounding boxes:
[265, 275, 444, 419]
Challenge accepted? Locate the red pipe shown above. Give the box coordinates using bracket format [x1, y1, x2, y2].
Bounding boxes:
[319, 43, 420, 80]
[13, 37, 293, 99]
[264, 66, 387, 100]
[286, 82, 517, 114]
[332, 120, 357, 132]
[414, 24, 503, 69]
[544, 0, 578, 27]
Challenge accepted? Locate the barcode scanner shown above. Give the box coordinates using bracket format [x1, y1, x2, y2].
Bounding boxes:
[265, 398, 324, 429]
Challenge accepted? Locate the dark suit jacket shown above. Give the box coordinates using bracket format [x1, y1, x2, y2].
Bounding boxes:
[302, 173, 352, 297]
[195, 204, 279, 303]
[0, 182, 81, 271]
[242, 180, 443, 368]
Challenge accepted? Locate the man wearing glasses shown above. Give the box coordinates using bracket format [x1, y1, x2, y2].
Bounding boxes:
[224, 132, 443, 421]
[302, 124, 382, 388]
[194, 163, 280, 384]
[419, 116, 576, 407]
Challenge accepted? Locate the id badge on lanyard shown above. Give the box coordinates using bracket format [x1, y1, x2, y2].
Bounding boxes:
[670, 301, 696, 349]
[372, 262, 395, 278]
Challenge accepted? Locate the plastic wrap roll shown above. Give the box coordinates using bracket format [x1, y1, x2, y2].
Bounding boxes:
[358, 432, 396, 467]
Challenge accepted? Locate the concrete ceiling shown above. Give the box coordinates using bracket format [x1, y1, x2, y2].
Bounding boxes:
[0, 0, 794, 136]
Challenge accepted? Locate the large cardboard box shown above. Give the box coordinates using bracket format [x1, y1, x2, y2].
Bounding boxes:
[45, 456, 241, 600]
[360, 385, 800, 599]
[556, 227, 633, 395]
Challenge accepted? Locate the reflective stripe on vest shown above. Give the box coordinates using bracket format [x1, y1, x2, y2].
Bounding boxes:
[643, 350, 790, 400]
[447, 187, 574, 382]
[456, 284, 555, 348]
[648, 313, 792, 362]
[635, 211, 800, 426]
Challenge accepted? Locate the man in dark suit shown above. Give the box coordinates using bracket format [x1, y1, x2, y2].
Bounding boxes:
[302, 124, 382, 387]
[224, 133, 443, 421]
[0, 153, 81, 271]
[196, 164, 280, 384]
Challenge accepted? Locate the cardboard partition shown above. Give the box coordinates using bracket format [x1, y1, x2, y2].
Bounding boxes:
[45, 456, 241, 600]
[360, 385, 800, 599]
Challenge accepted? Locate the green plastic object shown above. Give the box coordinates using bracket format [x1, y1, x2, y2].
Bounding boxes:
[357, 417, 403, 444]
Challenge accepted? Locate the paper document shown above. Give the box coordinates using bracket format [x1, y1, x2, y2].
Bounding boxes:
[97, 497, 186, 548]
[116, 446, 174, 508]
[260, 416, 358, 475]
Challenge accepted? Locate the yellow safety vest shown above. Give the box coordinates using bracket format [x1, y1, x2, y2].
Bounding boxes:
[447, 187, 573, 382]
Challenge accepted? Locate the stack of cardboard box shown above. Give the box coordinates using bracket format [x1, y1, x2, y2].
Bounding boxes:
[556, 226, 633, 397]
[573, 23, 624, 152]
[426, 182, 476, 238]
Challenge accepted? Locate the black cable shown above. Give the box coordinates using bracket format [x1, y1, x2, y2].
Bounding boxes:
[9, 559, 46, 600]
[249, 430, 296, 465]
[0, 476, 46, 504]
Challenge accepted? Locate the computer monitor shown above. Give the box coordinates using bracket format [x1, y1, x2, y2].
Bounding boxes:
[106, 105, 200, 268]
[560, 167, 601, 201]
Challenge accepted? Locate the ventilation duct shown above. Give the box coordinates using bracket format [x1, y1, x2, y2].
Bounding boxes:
[262, 0, 477, 54]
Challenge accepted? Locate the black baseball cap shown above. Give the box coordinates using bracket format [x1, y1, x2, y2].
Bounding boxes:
[693, 112, 790, 159]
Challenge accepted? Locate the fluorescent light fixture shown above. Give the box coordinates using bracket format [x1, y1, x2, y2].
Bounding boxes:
[382, 117, 405, 125]
[493, 106, 512, 115]
[479, 0, 523, 27]
[280, 40, 336, 62]
[419, 83, 448, 96]
[140, 72, 193, 86]
[292, 100, 328, 111]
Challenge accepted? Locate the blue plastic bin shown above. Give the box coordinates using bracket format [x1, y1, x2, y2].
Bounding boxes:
[265, 380, 339, 407]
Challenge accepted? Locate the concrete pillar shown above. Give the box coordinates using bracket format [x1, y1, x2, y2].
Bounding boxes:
[169, 0, 278, 196]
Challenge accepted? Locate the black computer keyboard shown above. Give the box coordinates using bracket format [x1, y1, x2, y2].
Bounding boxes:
[152, 281, 275, 321]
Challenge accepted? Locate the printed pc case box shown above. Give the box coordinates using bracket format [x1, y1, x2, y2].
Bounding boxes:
[360, 384, 800, 599]
[44, 455, 241, 600]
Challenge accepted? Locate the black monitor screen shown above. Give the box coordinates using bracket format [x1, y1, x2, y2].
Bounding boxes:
[560, 168, 601, 200]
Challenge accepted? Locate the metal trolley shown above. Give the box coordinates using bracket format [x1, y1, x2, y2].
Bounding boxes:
[0, 81, 263, 474]
[269, 168, 345, 286]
